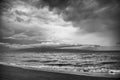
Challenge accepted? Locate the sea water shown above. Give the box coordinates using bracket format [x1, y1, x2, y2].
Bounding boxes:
[0, 52, 120, 75]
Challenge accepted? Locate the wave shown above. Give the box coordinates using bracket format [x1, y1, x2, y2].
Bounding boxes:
[22, 60, 58, 63]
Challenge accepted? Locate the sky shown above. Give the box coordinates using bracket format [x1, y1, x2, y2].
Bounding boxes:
[0, 0, 120, 46]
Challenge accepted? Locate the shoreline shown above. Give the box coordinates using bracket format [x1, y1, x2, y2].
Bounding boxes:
[0, 63, 119, 80]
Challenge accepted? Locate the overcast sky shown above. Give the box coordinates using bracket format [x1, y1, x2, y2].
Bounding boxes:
[0, 0, 120, 46]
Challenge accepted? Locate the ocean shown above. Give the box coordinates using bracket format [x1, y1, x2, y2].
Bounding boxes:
[0, 51, 120, 75]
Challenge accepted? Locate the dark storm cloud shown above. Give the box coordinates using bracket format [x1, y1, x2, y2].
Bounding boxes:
[31, 0, 120, 43]
[23, 0, 120, 33]
[0, 0, 120, 45]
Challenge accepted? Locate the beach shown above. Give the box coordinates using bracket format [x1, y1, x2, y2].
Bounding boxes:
[0, 64, 119, 80]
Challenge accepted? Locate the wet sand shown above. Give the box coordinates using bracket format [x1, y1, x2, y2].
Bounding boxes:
[0, 64, 119, 80]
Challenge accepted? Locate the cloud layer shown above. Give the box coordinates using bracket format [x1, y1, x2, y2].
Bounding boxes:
[0, 0, 120, 46]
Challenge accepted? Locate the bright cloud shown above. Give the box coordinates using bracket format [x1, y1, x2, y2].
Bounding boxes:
[0, 0, 118, 46]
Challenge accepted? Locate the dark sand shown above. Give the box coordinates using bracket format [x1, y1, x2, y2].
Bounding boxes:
[0, 64, 119, 80]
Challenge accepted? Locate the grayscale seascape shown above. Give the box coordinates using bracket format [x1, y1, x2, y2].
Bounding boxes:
[0, 0, 120, 80]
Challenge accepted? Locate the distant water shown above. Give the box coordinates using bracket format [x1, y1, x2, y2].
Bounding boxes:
[0, 52, 120, 74]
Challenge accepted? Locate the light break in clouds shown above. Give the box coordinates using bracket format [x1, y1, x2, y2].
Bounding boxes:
[0, 0, 120, 46]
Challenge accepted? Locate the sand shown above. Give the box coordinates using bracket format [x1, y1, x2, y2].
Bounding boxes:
[0, 64, 119, 80]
